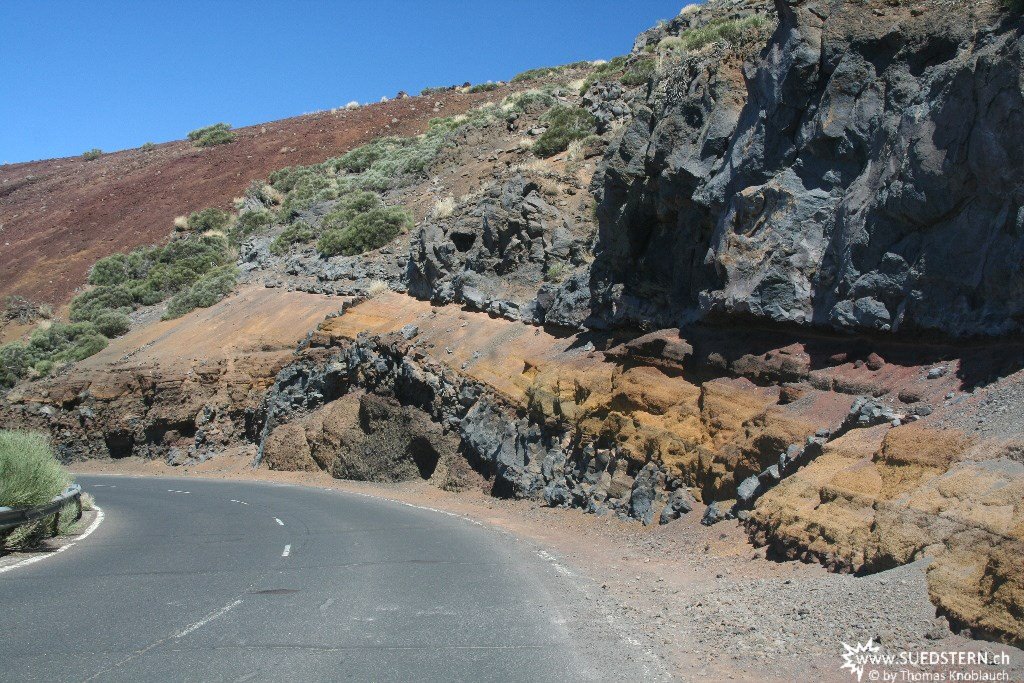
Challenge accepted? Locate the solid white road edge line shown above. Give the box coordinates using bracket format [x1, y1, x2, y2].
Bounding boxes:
[174, 599, 243, 639]
[0, 505, 105, 575]
[282, 544, 291, 557]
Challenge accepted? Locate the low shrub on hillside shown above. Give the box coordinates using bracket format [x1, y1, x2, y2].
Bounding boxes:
[678, 15, 767, 51]
[532, 106, 598, 158]
[0, 321, 110, 387]
[229, 209, 273, 243]
[619, 58, 656, 87]
[81, 149, 102, 161]
[74, 233, 232, 331]
[468, 82, 500, 93]
[511, 61, 590, 84]
[1001, 0, 1024, 12]
[188, 122, 235, 148]
[92, 311, 131, 338]
[163, 265, 238, 319]
[270, 220, 316, 255]
[317, 206, 412, 257]
[500, 90, 556, 115]
[184, 207, 231, 233]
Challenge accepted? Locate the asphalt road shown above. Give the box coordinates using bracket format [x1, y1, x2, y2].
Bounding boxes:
[0, 475, 660, 682]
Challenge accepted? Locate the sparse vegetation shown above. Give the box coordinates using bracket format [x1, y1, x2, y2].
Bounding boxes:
[677, 15, 768, 51]
[140, 142, 156, 151]
[184, 207, 231, 233]
[432, 196, 456, 219]
[468, 82, 500, 93]
[188, 122, 235, 148]
[81, 149, 102, 161]
[532, 106, 598, 158]
[545, 262, 566, 283]
[1001, 0, 1024, 12]
[511, 61, 590, 83]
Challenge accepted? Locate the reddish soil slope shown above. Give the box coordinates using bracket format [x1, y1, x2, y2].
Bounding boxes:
[0, 89, 503, 307]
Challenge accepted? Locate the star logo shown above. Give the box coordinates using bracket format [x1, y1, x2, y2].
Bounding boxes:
[840, 639, 880, 681]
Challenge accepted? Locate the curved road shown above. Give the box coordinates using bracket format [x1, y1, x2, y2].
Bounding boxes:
[0, 475, 660, 682]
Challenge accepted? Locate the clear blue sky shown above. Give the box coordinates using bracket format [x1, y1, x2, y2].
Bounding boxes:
[0, 1, 684, 164]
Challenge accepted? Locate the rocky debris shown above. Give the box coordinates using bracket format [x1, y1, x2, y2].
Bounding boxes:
[659, 488, 696, 525]
[838, 397, 906, 434]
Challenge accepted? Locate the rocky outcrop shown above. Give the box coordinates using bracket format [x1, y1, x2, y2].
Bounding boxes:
[262, 392, 459, 483]
[591, 0, 1024, 338]
[407, 175, 593, 324]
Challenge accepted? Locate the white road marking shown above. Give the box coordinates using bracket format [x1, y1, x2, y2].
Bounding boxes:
[167, 490, 191, 494]
[275, 518, 284, 526]
[282, 544, 291, 557]
[174, 599, 242, 639]
[230, 499, 249, 505]
[0, 505, 105, 575]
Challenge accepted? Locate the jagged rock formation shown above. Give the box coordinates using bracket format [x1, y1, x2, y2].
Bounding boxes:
[592, 0, 1024, 337]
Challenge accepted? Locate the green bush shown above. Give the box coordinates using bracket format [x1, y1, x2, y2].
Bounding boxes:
[469, 82, 500, 93]
[0, 430, 70, 508]
[188, 122, 235, 148]
[0, 342, 29, 388]
[1001, 0, 1024, 11]
[92, 311, 131, 338]
[69, 285, 134, 323]
[322, 191, 384, 229]
[163, 266, 238, 320]
[317, 207, 412, 257]
[140, 141, 156, 151]
[620, 58, 656, 87]
[74, 234, 231, 330]
[0, 322, 110, 385]
[81, 149, 102, 161]
[230, 209, 273, 242]
[532, 106, 598, 158]
[502, 90, 556, 114]
[185, 207, 231, 233]
[270, 221, 316, 255]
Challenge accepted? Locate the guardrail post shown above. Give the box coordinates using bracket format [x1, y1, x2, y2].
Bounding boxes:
[50, 509, 60, 537]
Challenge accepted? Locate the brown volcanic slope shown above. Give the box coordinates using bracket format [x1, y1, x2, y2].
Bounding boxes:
[0, 88, 504, 308]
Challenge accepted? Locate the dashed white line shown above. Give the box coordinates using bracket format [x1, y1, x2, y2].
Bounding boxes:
[167, 490, 190, 494]
[282, 544, 291, 557]
[174, 599, 242, 639]
[230, 499, 249, 505]
[0, 505, 105, 575]
[275, 518, 284, 526]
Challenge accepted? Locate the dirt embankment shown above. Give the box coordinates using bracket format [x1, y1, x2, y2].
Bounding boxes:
[0, 89, 504, 309]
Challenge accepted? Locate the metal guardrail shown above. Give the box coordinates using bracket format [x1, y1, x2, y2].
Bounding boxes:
[0, 484, 83, 533]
